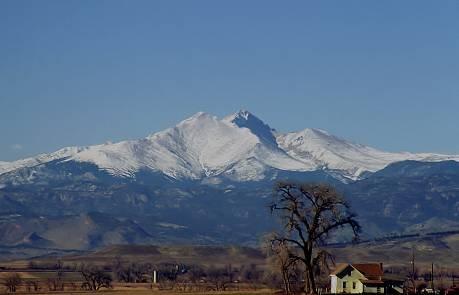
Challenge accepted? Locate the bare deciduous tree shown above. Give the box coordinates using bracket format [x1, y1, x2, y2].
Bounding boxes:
[269, 182, 361, 294]
[266, 238, 303, 294]
[46, 260, 64, 291]
[206, 265, 231, 291]
[4, 273, 22, 293]
[25, 280, 39, 292]
[79, 264, 112, 291]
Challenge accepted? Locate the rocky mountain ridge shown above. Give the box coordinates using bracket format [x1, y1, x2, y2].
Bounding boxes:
[0, 111, 458, 252]
[1, 110, 458, 182]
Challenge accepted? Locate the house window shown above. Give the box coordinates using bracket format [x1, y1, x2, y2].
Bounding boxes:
[353, 282, 356, 289]
[343, 282, 347, 289]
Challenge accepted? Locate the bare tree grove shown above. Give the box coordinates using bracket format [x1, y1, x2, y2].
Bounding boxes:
[3, 273, 22, 293]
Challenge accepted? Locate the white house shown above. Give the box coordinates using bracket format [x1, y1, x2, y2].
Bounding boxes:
[330, 263, 403, 294]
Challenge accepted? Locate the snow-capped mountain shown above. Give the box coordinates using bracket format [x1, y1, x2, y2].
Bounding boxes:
[1, 110, 458, 181]
[1, 111, 459, 249]
[277, 128, 459, 180]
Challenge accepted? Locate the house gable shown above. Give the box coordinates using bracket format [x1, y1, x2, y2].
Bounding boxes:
[330, 264, 368, 294]
[330, 263, 402, 294]
[330, 263, 385, 294]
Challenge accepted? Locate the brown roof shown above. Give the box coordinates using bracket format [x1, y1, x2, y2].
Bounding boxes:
[330, 263, 383, 279]
[352, 263, 383, 279]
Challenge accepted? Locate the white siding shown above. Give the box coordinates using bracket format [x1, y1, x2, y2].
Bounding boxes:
[331, 269, 365, 294]
[330, 264, 390, 294]
[331, 275, 337, 293]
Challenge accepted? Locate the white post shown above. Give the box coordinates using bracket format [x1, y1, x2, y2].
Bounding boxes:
[153, 270, 157, 284]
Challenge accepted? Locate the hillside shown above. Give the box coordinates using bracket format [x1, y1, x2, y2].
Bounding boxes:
[0, 111, 458, 253]
[2, 233, 458, 273]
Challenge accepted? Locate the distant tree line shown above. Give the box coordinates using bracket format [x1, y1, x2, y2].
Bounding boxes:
[1, 259, 271, 293]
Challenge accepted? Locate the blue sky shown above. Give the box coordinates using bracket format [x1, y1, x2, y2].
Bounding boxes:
[1, 1, 458, 161]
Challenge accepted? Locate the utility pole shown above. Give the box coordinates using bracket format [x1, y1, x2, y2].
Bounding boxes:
[431, 263, 434, 291]
[411, 248, 416, 294]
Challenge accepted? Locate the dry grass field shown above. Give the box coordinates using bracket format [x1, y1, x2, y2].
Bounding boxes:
[4, 233, 455, 271]
[0, 291, 276, 295]
[0, 245, 267, 271]
[0, 287, 276, 295]
[1, 233, 459, 294]
[0, 275, 275, 294]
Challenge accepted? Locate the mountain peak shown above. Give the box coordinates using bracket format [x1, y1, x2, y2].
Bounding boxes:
[233, 109, 252, 120]
[186, 111, 213, 120]
[2, 110, 459, 182]
[174, 112, 216, 128]
[223, 110, 277, 146]
[224, 109, 259, 123]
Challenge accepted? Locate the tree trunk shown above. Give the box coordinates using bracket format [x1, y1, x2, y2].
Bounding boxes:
[304, 262, 317, 295]
[308, 266, 317, 295]
[282, 269, 291, 294]
[304, 244, 317, 295]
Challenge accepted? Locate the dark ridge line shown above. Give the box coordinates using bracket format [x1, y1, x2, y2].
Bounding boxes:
[325, 230, 459, 247]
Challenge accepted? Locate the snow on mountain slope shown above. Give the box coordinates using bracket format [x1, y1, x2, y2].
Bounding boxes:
[1, 110, 458, 182]
[277, 128, 459, 180]
[74, 111, 309, 180]
[0, 147, 87, 175]
[223, 110, 278, 147]
[0, 111, 311, 181]
[145, 111, 310, 179]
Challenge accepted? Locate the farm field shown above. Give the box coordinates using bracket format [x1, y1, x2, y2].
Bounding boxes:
[0, 286, 276, 295]
[3, 232, 459, 270]
[1, 233, 458, 294]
